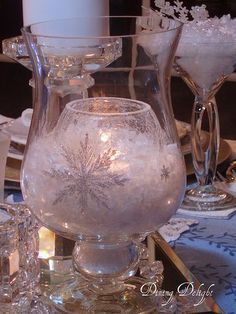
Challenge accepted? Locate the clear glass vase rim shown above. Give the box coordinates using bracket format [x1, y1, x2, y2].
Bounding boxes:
[21, 15, 183, 40]
[65, 97, 151, 116]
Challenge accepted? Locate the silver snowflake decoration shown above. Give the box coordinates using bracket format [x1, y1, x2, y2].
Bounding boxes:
[45, 134, 128, 213]
[154, 0, 209, 23]
[175, 1, 189, 23]
[161, 165, 171, 181]
[190, 5, 209, 22]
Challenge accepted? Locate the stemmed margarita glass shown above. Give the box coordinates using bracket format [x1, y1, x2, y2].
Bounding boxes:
[154, 0, 236, 211]
[174, 17, 236, 211]
[21, 16, 186, 312]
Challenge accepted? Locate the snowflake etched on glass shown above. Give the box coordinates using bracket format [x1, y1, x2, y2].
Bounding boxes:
[45, 134, 128, 213]
[161, 165, 171, 181]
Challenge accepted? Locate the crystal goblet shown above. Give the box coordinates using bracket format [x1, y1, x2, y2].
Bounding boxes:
[21, 16, 185, 312]
[174, 21, 236, 211]
[22, 97, 186, 312]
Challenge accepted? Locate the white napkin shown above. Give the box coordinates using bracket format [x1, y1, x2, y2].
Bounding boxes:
[158, 217, 198, 242]
[0, 109, 33, 128]
[21, 108, 33, 127]
[0, 114, 12, 125]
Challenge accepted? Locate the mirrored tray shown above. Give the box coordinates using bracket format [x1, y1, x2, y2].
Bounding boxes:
[5, 157, 21, 183]
[148, 233, 223, 313]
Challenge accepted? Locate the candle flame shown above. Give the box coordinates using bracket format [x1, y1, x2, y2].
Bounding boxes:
[100, 132, 110, 143]
[38, 227, 55, 259]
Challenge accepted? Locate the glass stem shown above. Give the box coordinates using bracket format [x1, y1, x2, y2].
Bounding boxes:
[191, 96, 220, 186]
[72, 240, 140, 294]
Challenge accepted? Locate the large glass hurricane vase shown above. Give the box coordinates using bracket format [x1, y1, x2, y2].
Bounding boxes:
[21, 17, 185, 312]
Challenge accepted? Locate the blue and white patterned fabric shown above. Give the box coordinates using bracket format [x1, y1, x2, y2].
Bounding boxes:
[173, 214, 236, 314]
[4, 190, 23, 203]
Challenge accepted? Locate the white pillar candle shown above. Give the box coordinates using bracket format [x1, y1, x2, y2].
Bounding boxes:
[23, 0, 109, 26]
[23, 0, 110, 50]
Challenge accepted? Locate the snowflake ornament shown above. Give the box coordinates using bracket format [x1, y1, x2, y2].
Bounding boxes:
[190, 5, 209, 21]
[154, 0, 209, 23]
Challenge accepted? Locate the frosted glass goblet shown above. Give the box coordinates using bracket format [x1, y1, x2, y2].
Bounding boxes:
[22, 97, 185, 312]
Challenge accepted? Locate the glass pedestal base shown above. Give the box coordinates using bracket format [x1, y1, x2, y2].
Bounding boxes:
[181, 184, 236, 211]
[49, 277, 170, 314]
[48, 239, 174, 313]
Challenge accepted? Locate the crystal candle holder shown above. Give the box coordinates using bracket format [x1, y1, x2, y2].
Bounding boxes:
[0, 203, 39, 311]
[0, 207, 19, 305]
